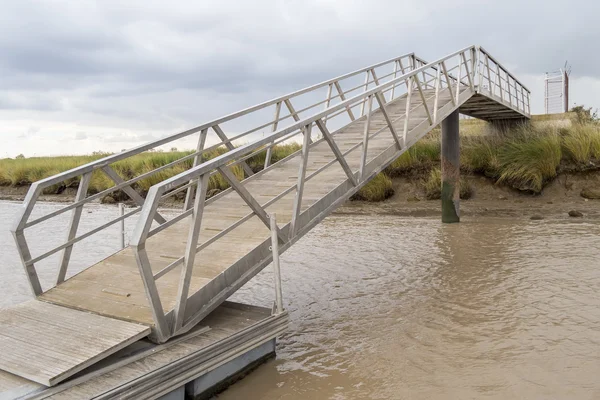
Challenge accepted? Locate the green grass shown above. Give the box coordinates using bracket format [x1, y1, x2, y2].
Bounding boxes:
[2, 120, 599, 202]
[351, 172, 394, 202]
[0, 144, 300, 198]
[385, 138, 440, 176]
[423, 168, 473, 200]
[561, 123, 600, 163]
[496, 130, 561, 192]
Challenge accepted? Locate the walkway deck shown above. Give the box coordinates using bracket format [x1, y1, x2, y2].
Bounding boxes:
[0, 302, 287, 399]
[39, 86, 479, 334]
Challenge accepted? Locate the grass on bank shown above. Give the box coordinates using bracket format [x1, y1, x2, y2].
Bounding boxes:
[423, 168, 473, 200]
[0, 143, 301, 198]
[1, 121, 599, 202]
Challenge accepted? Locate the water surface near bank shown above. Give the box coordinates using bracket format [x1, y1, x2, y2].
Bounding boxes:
[1, 201, 599, 399]
[226, 214, 600, 399]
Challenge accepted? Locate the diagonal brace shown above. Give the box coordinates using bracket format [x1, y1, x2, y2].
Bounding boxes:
[412, 75, 433, 125]
[315, 119, 358, 186]
[333, 81, 356, 121]
[102, 165, 167, 224]
[284, 99, 313, 144]
[212, 124, 255, 177]
[218, 165, 286, 243]
[374, 92, 402, 150]
[440, 61, 456, 106]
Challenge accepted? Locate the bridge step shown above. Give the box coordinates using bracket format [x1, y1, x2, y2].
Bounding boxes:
[0, 300, 150, 386]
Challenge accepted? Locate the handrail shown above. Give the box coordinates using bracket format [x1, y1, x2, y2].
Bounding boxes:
[129, 45, 488, 340]
[11, 49, 420, 299]
[130, 46, 476, 198]
[479, 46, 530, 93]
[11, 45, 530, 341]
[22, 53, 416, 190]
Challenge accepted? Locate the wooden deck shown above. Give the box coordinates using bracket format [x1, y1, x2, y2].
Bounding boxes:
[0, 302, 287, 399]
[39, 87, 475, 336]
[0, 301, 150, 386]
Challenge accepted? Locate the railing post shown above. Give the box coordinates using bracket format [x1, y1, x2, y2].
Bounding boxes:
[359, 95, 373, 180]
[56, 172, 92, 284]
[173, 173, 210, 332]
[507, 73, 512, 106]
[390, 60, 400, 101]
[472, 47, 479, 89]
[485, 54, 493, 95]
[455, 59, 462, 104]
[323, 84, 333, 125]
[269, 213, 284, 314]
[433, 66, 441, 124]
[403, 76, 413, 147]
[131, 185, 171, 342]
[289, 123, 312, 240]
[359, 71, 370, 116]
[264, 102, 282, 169]
[496, 64, 504, 102]
[119, 203, 125, 249]
[184, 128, 208, 210]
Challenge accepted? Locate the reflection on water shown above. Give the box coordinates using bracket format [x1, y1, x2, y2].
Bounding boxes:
[1, 201, 599, 399]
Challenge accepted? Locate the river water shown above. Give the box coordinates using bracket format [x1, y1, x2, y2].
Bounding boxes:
[1, 201, 599, 399]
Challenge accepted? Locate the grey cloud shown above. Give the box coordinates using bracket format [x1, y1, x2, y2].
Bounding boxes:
[0, 0, 599, 155]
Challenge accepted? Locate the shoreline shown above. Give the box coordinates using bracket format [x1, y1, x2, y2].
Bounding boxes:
[2, 171, 599, 220]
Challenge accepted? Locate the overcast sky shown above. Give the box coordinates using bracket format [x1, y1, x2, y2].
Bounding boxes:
[1, 0, 598, 157]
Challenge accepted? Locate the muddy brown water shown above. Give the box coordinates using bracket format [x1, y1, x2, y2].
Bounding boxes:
[1, 201, 599, 399]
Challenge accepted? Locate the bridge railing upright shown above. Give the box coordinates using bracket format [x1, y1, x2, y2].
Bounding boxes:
[476, 46, 531, 115]
[130, 46, 482, 341]
[10, 50, 421, 300]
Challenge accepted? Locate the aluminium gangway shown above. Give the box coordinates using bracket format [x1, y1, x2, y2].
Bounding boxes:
[3, 45, 530, 387]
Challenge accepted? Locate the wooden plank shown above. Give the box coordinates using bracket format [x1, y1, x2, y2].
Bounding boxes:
[0, 301, 150, 386]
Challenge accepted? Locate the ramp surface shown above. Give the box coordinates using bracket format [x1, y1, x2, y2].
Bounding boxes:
[0, 300, 150, 386]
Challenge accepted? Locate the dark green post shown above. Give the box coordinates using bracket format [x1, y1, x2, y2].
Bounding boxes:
[441, 110, 460, 223]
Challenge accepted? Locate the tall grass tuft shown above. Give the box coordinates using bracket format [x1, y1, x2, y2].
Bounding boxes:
[423, 168, 473, 200]
[496, 129, 561, 192]
[351, 172, 394, 202]
[385, 139, 440, 176]
[0, 145, 299, 196]
[461, 135, 501, 177]
[561, 123, 600, 163]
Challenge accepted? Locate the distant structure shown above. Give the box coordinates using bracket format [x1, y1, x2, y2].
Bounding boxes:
[544, 62, 571, 114]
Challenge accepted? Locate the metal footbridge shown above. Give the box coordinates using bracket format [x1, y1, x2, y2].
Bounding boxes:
[4, 45, 530, 388]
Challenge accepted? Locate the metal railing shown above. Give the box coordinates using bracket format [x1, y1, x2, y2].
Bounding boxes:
[127, 46, 494, 341]
[10, 51, 422, 298]
[11, 45, 530, 341]
[476, 46, 531, 115]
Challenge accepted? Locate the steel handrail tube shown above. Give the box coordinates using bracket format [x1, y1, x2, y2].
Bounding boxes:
[131, 46, 477, 218]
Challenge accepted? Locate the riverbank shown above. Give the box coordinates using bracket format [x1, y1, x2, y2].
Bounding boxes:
[2, 112, 599, 214]
[2, 170, 598, 221]
[338, 171, 600, 220]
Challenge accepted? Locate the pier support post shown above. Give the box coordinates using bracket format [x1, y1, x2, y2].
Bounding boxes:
[441, 110, 460, 223]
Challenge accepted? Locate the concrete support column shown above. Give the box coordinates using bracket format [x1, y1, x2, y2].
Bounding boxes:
[441, 110, 460, 223]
